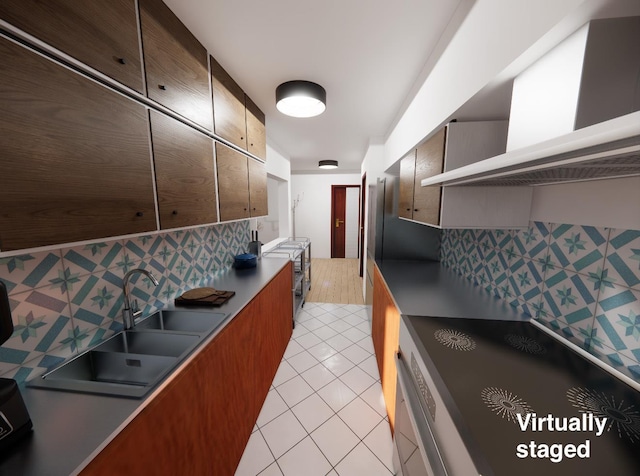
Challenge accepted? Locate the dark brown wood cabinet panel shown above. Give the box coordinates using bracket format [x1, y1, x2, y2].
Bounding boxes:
[211, 55, 247, 149]
[150, 111, 218, 229]
[398, 149, 416, 219]
[248, 159, 268, 217]
[413, 128, 445, 225]
[215, 143, 250, 221]
[245, 95, 266, 160]
[372, 265, 399, 435]
[0, 38, 156, 251]
[80, 263, 293, 476]
[139, 0, 212, 130]
[0, 0, 144, 93]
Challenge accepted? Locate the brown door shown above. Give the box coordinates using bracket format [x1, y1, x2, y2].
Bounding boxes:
[359, 174, 366, 277]
[331, 186, 347, 258]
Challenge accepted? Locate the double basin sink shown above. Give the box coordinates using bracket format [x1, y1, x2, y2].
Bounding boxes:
[28, 310, 227, 398]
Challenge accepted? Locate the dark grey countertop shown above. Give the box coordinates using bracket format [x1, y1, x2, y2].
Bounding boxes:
[0, 257, 290, 476]
[375, 259, 527, 321]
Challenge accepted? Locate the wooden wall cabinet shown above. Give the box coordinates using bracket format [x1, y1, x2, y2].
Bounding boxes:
[0, 37, 156, 251]
[150, 111, 218, 229]
[398, 121, 532, 229]
[211, 56, 267, 161]
[0, 0, 144, 93]
[372, 265, 400, 435]
[216, 144, 268, 222]
[80, 263, 293, 476]
[139, 0, 213, 130]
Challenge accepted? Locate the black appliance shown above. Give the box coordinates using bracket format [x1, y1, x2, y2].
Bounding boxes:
[396, 314, 640, 475]
[0, 281, 32, 451]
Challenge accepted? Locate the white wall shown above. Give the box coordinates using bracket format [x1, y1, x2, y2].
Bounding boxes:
[530, 177, 640, 229]
[260, 142, 292, 249]
[290, 173, 362, 258]
[345, 187, 360, 258]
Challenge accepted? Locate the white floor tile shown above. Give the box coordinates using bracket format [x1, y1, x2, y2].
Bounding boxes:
[356, 336, 375, 354]
[342, 304, 365, 313]
[272, 360, 298, 387]
[351, 309, 369, 320]
[278, 436, 331, 476]
[287, 350, 319, 374]
[358, 355, 380, 380]
[312, 325, 339, 341]
[341, 343, 371, 365]
[310, 415, 359, 466]
[342, 327, 368, 343]
[276, 375, 314, 407]
[325, 334, 353, 352]
[257, 388, 289, 428]
[283, 340, 304, 360]
[306, 342, 338, 362]
[305, 306, 328, 317]
[321, 353, 355, 377]
[295, 310, 315, 322]
[334, 442, 392, 475]
[339, 366, 377, 396]
[317, 313, 339, 325]
[356, 321, 371, 335]
[363, 420, 395, 473]
[326, 471, 338, 476]
[317, 379, 357, 412]
[261, 410, 307, 459]
[258, 462, 283, 476]
[291, 393, 335, 433]
[295, 332, 322, 349]
[337, 397, 383, 439]
[299, 317, 324, 331]
[234, 430, 274, 476]
[319, 303, 343, 312]
[291, 323, 310, 339]
[360, 381, 387, 417]
[328, 307, 352, 318]
[342, 313, 364, 327]
[301, 363, 337, 391]
[328, 320, 353, 334]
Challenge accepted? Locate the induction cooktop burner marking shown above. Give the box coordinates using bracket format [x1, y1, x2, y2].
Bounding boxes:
[434, 329, 476, 351]
[481, 387, 534, 424]
[504, 334, 546, 355]
[567, 387, 640, 442]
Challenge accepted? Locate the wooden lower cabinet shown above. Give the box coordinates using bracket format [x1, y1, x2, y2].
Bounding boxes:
[81, 263, 293, 476]
[371, 265, 400, 435]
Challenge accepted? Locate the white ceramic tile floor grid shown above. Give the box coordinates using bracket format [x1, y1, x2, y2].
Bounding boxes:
[235, 303, 394, 476]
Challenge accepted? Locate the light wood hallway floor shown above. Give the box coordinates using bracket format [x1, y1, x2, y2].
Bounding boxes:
[305, 258, 364, 305]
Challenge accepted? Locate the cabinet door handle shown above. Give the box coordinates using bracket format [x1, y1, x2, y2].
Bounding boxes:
[117, 57, 127, 65]
[414, 209, 418, 212]
[136, 211, 144, 217]
[406, 208, 411, 211]
[172, 210, 178, 215]
[158, 84, 166, 90]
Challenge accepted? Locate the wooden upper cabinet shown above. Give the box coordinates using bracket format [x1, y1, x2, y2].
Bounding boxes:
[245, 95, 267, 160]
[210, 55, 247, 149]
[0, 37, 156, 251]
[216, 143, 250, 221]
[248, 159, 268, 217]
[413, 128, 445, 225]
[150, 111, 218, 229]
[398, 149, 416, 220]
[139, 0, 213, 130]
[0, 0, 144, 93]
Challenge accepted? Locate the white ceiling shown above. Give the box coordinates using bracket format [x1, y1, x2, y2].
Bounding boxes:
[162, 0, 469, 172]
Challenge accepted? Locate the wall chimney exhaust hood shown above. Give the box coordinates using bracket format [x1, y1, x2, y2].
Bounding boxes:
[421, 16, 640, 188]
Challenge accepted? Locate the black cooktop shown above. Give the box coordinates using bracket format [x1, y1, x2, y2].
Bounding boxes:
[406, 316, 640, 476]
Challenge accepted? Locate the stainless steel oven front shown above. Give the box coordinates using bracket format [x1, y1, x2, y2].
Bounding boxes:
[394, 315, 482, 476]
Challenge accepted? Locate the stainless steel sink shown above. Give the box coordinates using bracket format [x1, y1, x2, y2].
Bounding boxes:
[27, 310, 227, 398]
[135, 309, 227, 334]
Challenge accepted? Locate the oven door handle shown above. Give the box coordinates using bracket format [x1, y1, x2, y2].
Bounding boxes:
[396, 351, 449, 476]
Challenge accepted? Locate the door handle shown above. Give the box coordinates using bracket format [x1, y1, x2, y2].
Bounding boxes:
[335, 218, 344, 228]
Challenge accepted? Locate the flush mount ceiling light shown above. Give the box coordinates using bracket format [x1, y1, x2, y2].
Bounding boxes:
[276, 80, 326, 118]
[318, 160, 338, 169]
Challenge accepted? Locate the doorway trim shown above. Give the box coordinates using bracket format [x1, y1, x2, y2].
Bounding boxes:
[330, 184, 360, 258]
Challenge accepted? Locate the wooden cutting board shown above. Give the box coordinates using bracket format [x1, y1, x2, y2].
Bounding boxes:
[174, 287, 235, 307]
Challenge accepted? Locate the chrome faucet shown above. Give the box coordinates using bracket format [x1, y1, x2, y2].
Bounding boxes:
[121, 268, 159, 329]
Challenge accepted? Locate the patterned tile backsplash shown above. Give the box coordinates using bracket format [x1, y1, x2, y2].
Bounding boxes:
[0, 221, 250, 383]
[441, 222, 640, 382]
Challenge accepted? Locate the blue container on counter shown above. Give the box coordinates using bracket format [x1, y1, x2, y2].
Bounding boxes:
[233, 253, 257, 269]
